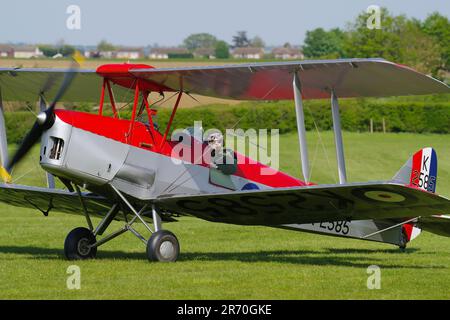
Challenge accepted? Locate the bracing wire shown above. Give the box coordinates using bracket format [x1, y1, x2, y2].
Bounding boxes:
[304, 104, 338, 184]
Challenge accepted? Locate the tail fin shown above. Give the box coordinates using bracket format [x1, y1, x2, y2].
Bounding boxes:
[392, 148, 438, 245]
[392, 147, 437, 193]
[395, 148, 450, 238]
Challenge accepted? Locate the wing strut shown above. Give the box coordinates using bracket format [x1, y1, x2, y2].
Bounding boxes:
[293, 72, 310, 183]
[0, 87, 8, 168]
[331, 90, 347, 184]
[39, 94, 56, 188]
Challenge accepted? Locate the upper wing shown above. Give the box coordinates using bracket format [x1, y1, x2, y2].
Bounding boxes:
[0, 183, 112, 218]
[132, 58, 449, 100]
[154, 182, 450, 226]
[1, 59, 448, 102]
[0, 68, 129, 102]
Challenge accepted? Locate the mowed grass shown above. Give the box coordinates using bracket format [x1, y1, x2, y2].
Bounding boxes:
[0, 131, 449, 299]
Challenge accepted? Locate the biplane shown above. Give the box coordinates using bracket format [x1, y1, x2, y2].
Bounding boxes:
[0, 57, 449, 262]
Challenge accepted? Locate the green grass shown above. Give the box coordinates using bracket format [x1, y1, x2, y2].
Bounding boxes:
[0, 132, 449, 299]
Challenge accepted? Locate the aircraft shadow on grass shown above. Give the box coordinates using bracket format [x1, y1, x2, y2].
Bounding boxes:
[0, 245, 444, 270]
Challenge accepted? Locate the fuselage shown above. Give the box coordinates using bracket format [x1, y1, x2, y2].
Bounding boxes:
[40, 109, 306, 201]
[38, 109, 416, 247]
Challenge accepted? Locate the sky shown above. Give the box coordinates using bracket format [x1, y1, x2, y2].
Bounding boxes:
[1, 0, 449, 47]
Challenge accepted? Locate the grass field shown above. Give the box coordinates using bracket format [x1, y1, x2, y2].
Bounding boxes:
[0, 131, 449, 299]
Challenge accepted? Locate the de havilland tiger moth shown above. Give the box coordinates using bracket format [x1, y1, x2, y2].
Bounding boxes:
[0, 56, 449, 262]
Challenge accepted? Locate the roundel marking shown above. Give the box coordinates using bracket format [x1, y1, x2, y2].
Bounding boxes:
[241, 183, 260, 190]
[363, 191, 406, 203]
[351, 187, 418, 204]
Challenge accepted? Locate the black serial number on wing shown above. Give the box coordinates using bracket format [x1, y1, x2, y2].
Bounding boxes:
[174, 191, 354, 217]
[311, 221, 350, 235]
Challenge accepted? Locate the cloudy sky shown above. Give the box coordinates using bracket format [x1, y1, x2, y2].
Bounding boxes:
[1, 0, 448, 46]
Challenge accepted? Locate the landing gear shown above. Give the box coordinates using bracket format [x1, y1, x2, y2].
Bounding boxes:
[147, 230, 180, 262]
[64, 227, 97, 260]
[65, 184, 180, 262]
[399, 228, 408, 252]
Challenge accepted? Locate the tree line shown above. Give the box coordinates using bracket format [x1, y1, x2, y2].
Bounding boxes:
[302, 9, 449, 77]
[35, 8, 449, 78]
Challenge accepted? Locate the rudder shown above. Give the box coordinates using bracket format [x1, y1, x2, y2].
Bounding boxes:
[392, 147, 437, 193]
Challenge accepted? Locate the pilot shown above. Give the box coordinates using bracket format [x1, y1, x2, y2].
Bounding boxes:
[207, 132, 237, 174]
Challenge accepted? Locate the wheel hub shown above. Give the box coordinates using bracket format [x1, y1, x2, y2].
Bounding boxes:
[77, 238, 91, 256]
[160, 240, 175, 259]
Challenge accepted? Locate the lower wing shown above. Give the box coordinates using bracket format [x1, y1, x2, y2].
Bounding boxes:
[0, 183, 112, 218]
[1, 182, 449, 237]
[155, 181, 450, 226]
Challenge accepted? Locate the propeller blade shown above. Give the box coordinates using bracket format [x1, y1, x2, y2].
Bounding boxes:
[6, 122, 43, 172]
[7, 68, 78, 172]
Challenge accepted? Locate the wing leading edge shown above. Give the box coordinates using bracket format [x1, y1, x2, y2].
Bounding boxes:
[132, 58, 449, 100]
[1, 59, 448, 102]
[0, 183, 112, 218]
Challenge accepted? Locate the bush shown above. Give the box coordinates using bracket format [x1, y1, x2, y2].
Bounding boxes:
[153, 96, 449, 135]
[4, 95, 449, 144]
[167, 53, 194, 59]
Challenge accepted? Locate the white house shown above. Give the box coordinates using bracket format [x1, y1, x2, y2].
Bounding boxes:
[13, 45, 43, 58]
[0, 44, 14, 58]
[232, 47, 264, 59]
[114, 47, 143, 60]
[149, 47, 190, 59]
[272, 47, 304, 60]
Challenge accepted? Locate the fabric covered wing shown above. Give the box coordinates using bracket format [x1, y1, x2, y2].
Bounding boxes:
[0, 183, 113, 218]
[1, 59, 448, 103]
[418, 215, 450, 237]
[0, 68, 130, 102]
[132, 58, 449, 100]
[154, 182, 450, 226]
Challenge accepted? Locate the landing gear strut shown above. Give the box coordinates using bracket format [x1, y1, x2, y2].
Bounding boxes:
[64, 184, 180, 262]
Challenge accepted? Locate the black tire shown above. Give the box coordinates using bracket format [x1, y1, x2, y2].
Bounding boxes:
[64, 227, 97, 260]
[146, 230, 179, 262]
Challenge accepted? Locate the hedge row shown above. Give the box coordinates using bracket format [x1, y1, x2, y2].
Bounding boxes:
[153, 98, 450, 135]
[4, 96, 450, 144]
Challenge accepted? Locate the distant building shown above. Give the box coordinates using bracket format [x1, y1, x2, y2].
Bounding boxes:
[272, 47, 304, 60]
[83, 50, 94, 58]
[94, 51, 114, 59]
[114, 47, 144, 60]
[232, 47, 264, 59]
[12, 45, 43, 58]
[0, 44, 14, 58]
[149, 47, 190, 59]
[193, 47, 216, 59]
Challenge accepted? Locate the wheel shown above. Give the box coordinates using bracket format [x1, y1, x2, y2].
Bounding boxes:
[146, 230, 180, 262]
[64, 227, 97, 260]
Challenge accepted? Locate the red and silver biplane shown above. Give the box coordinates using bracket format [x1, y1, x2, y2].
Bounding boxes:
[0, 57, 449, 262]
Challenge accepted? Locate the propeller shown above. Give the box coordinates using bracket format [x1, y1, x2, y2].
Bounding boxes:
[5, 52, 84, 174]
